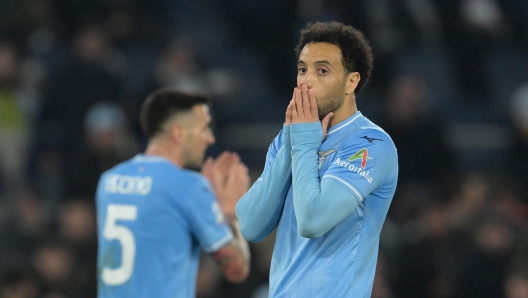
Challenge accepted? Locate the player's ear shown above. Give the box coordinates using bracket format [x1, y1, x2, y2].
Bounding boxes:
[168, 123, 186, 145]
[345, 72, 360, 95]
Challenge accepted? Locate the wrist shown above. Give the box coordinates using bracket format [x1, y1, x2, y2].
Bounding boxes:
[290, 122, 323, 147]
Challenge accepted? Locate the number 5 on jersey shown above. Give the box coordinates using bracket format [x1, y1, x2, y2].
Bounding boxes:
[102, 204, 138, 286]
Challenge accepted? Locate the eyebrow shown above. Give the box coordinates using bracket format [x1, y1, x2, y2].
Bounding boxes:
[297, 59, 333, 66]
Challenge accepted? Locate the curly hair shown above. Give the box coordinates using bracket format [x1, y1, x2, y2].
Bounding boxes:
[294, 22, 374, 93]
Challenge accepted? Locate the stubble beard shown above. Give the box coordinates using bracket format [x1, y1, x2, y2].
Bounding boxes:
[182, 145, 204, 171]
[317, 83, 346, 120]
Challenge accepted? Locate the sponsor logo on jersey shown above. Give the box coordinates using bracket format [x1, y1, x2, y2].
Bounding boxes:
[361, 135, 383, 143]
[347, 148, 372, 168]
[333, 157, 373, 183]
[331, 148, 374, 183]
[318, 149, 336, 170]
[105, 174, 153, 195]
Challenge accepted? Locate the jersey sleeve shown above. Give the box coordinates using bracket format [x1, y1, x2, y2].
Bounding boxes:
[258, 128, 285, 180]
[322, 128, 398, 202]
[183, 176, 233, 253]
[236, 126, 292, 242]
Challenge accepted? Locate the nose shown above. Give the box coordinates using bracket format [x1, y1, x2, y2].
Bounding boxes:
[298, 70, 314, 89]
[208, 131, 216, 145]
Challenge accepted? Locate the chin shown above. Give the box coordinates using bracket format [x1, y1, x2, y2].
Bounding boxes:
[184, 161, 202, 171]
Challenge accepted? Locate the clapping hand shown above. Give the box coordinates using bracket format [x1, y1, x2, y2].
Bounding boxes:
[202, 151, 250, 216]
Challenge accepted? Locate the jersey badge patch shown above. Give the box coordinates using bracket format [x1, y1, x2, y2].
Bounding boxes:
[318, 149, 336, 170]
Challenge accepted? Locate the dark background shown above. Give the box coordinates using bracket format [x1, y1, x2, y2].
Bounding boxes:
[1, 0, 528, 297]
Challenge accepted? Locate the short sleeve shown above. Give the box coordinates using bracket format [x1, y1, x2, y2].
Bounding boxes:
[322, 129, 397, 202]
[184, 176, 233, 253]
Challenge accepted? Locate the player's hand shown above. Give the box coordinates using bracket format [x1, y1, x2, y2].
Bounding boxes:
[291, 84, 334, 138]
[321, 111, 334, 139]
[291, 84, 319, 123]
[202, 151, 249, 215]
[202, 151, 234, 192]
[285, 91, 295, 126]
[221, 159, 250, 215]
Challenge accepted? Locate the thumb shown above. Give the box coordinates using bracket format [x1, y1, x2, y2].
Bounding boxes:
[201, 157, 214, 175]
[321, 112, 334, 138]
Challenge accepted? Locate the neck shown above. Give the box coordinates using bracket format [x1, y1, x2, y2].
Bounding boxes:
[328, 95, 358, 128]
[144, 137, 183, 168]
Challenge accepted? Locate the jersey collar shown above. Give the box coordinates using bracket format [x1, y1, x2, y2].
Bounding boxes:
[326, 111, 363, 135]
[133, 154, 173, 164]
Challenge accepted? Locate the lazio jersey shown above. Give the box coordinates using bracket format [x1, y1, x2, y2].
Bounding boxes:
[96, 154, 232, 298]
[263, 112, 398, 297]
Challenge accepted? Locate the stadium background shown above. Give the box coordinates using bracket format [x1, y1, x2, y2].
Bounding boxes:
[0, 0, 528, 297]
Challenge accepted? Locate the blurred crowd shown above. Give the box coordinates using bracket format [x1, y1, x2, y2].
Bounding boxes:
[0, 0, 528, 297]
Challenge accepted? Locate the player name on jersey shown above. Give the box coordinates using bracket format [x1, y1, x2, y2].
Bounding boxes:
[105, 174, 153, 195]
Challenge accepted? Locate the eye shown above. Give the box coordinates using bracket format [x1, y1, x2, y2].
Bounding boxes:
[318, 68, 328, 74]
[297, 67, 306, 74]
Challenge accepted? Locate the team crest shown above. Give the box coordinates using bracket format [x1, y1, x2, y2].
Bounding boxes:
[318, 150, 336, 170]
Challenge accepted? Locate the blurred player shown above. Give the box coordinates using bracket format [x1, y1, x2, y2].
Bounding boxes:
[236, 22, 398, 297]
[96, 88, 250, 297]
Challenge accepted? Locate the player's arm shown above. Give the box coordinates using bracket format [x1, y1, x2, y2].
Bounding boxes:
[235, 94, 297, 242]
[210, 214, 250, 282]
[202, 153, 251, 282]
[288, 86, 362, 238]
[235, 126, 292, 242]
[290, 122, 363, 238]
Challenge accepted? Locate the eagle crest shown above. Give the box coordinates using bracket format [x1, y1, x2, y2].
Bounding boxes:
[317, 149, 336, 170]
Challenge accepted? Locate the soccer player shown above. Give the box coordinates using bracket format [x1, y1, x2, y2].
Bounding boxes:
[236, 22, 398, 297]
[96, 88, 250, 298]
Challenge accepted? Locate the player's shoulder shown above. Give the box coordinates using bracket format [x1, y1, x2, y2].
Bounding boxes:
[355, 117, 396, 148]
[181, 169, 210, 187]
[170, 169, 214, 197]
[338, 118, 397, 159]
[357, 126, 394, 146]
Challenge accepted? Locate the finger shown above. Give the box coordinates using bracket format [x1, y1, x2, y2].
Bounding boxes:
[291, 93, 298, 123]
[285, 98, 295, 125]
[225, 163, 239, 188]
[308, 88, 318, 119]
[201, 157, 214, 174]
[285, 91, 294, 125]
[294, 87, 303, 121]
[321, 112, 334, 138]
[285, 101, 293, 125]
[301, 85, 311, 120]
[237, 164, 250, 190]
[201, 157, 215, 184]
[215, 151, 233, 176]
[230, 163, 250, 191]
[231, 152, 240, 164]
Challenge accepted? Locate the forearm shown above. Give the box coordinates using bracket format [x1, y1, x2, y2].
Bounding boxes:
[236, 126, 292, 242]
[291, 123, 360, 238]
[210, 214, 250, 283]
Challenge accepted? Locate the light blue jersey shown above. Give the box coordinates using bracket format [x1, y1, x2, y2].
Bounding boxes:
[236, 112, 398, 297]
[96, 155, 233, 298]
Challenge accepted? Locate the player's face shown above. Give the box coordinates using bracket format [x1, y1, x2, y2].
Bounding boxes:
[297, 42, 347, 119]
[182, 104, 215, 170]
